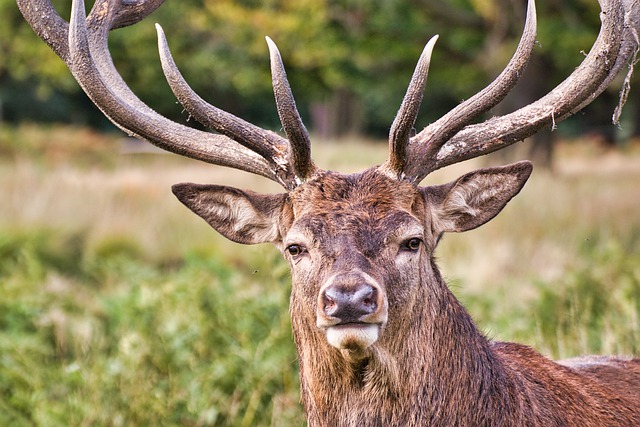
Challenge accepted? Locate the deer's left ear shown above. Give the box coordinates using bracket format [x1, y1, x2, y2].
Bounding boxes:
[423, 161, 533, 233]
[172, 183, 289, 245]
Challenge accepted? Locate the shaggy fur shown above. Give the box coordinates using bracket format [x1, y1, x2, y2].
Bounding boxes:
[174, 164, 640, 426]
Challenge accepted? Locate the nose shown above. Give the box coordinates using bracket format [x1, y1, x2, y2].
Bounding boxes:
[322, 282, 378, 323]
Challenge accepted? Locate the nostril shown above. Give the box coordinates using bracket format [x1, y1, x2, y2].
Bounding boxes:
[323, 292, 338, 316]
[321, 283, 378, 322]
[361, 287, 378, 312]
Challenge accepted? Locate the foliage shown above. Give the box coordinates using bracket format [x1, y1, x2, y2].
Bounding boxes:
[2, 227, 640, 425]
[458, 232, 640, 360]
[1, 0, 74, 91]
[532, 233, 640, 358]
[1, 0, 623, 136]
[0, 229, 302, 426]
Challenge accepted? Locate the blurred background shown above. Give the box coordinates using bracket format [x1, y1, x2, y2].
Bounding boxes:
[1, 0, 639, 425]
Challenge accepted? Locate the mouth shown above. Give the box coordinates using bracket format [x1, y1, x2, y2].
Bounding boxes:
[325, 322, 381, 351]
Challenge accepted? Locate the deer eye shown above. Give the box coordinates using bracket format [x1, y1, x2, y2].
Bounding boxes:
[402, 238, 422, 252]
[286, 244, 307, 258]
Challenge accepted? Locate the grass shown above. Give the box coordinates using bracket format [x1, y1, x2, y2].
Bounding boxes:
[0, 230, 299, 426]
[1, 123, 639, 425]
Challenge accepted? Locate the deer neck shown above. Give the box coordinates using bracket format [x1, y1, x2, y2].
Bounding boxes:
[291, 264, 517, 426]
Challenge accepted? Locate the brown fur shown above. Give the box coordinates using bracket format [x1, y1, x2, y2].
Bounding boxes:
[174, 165, 640, 426]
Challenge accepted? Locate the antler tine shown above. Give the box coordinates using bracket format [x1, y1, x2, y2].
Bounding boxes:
[266, 37, 318, 183]
[403, 0, 538, 183]
[16, 0, 162, 61]
[418, 0, 637, 176]
[155, 25, 292, 172]
[382, 35, 439, 179]
[108, 0, 164, 30]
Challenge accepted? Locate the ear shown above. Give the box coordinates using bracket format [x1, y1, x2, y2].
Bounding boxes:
[172, 183, 289, 245]
[423, 161, 532, 233]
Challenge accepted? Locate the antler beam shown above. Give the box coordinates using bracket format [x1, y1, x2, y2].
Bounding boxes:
[384, 0, 537, 181]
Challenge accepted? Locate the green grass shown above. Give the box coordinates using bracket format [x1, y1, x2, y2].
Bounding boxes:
[0, 229, 301, 426]
[1, 124, 639, 425]
[532, 234, 640, 357]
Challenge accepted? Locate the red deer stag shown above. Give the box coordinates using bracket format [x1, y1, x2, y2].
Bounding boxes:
[18, 0, 640, 425]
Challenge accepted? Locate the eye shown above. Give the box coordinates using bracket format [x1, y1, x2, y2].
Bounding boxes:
[402, 238, 422, 252]
[286, 244, 307, 258]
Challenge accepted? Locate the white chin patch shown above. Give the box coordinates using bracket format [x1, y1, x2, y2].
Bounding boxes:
[326, 324, 380, 350]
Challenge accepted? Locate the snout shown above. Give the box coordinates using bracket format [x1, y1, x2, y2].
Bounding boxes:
[317, 271, 388, 351]
[322, 282, 378, 321]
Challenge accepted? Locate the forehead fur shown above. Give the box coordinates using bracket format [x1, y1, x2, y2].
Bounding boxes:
[290, 169, 419, 217]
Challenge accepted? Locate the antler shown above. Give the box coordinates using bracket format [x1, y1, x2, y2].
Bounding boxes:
[385, 0, 640, 184]
[19, 0, 638, 188]
[384, 35, 440, 176]
[17, 0, 317, 190]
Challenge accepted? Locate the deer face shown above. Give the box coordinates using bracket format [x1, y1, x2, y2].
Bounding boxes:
[172, 161, 532, 358]
[283, 170, 426, 356]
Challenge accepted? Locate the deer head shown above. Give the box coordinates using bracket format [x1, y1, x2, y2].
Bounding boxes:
[19, 0, 640, 424]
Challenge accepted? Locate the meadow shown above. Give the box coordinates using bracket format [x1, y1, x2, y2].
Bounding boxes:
[1, 124, 639, 426]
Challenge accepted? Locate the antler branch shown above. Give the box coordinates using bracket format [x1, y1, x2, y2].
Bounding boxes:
[266, 37, 318, 182]
[382, 35, 439, 178]
[386, 0, 537, 182]
[398, 0, 639, 182]
[17, 0, 316, 189]
[155, 26, 290, 171]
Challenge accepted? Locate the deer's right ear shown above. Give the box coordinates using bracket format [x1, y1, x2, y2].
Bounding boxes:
[172, 183, 289, 245]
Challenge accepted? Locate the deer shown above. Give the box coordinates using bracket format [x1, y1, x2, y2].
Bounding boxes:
[18, 0, 640, 425]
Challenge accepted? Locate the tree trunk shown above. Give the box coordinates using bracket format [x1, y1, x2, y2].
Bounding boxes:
[310, 89, 363, 140]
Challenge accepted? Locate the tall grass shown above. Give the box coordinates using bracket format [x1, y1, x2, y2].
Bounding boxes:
[0, 229, 300, 426]
[1, 124, 639, 425]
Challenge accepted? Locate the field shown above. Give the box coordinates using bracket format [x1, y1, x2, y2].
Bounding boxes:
[1, 124, 639, 426]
